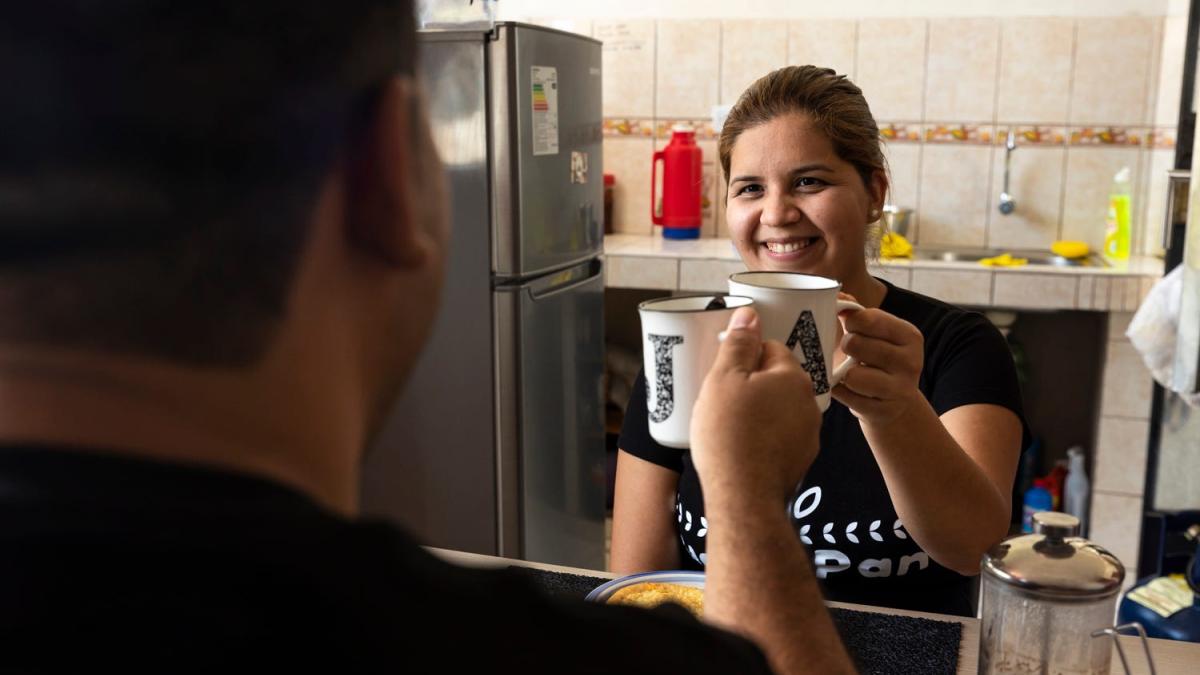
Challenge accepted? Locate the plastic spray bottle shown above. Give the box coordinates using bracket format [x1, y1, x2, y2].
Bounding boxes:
[1064, 446, 1090, 534]
[1104, 167, 1132, 260]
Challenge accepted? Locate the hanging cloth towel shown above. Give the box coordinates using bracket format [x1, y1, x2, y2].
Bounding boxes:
[1127, 265, 1200, 408]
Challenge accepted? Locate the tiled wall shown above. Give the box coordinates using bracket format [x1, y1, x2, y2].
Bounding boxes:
[1089, 311, 1155, 586]
[528, 15, 1187, 257]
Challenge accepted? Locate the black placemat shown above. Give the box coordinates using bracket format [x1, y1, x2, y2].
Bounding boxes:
[509, 567, 964, 675]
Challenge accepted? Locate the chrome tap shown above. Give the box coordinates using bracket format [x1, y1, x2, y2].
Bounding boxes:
[998, 130, 1017, 215]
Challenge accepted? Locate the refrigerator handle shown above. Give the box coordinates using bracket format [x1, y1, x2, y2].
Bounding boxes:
[528, 259, 603, 300]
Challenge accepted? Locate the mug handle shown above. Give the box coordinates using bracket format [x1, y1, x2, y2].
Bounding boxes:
[828, 299, 864, 388]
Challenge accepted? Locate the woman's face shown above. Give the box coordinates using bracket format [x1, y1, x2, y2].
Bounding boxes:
[725, 113, 884, 281]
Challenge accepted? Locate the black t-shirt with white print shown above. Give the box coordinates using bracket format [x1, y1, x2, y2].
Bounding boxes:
[619, 279, 1028, 618]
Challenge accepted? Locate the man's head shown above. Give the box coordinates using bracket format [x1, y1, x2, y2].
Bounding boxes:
[0, 2, 449, 509]
[0, 1, 427, 367]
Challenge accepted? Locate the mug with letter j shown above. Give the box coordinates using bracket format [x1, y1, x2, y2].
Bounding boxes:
[638, 294, 755, 448]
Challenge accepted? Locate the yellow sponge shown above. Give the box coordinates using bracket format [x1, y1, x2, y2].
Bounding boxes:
[881, 232, 913, 258]
[1051, 240, 1089, 259]
[979, 253, 1028, 267]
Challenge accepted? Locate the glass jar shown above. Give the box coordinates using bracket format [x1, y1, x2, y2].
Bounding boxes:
[979, 512, 1155, 674]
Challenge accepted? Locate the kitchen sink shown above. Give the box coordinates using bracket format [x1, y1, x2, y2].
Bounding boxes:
[910, 247, 1109, 268]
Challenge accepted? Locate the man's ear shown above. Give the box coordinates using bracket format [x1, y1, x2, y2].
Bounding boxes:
[344, 75, 431, 268]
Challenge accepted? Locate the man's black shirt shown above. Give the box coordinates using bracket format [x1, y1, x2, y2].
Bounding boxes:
[0, 446, 772, 673]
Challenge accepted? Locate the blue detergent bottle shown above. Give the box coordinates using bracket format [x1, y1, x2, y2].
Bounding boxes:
[1022, 485, 1053, 534]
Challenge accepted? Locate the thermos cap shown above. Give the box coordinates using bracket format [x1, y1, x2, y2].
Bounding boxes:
[981, 512, 1124, 598]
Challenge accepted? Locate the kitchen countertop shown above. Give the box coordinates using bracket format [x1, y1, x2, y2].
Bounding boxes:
[603, 233, 1166, 312]
[429, 547, 1198, 674]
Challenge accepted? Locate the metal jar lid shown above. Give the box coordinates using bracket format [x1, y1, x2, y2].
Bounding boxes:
[981, 512, 1125, 599]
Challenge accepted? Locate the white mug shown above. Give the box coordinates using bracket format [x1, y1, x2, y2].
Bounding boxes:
[638, 294, 756, 449]
[727, 272, 863, 411]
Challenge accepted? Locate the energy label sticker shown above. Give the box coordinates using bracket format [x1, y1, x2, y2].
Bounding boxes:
[531, 66, 559, 156]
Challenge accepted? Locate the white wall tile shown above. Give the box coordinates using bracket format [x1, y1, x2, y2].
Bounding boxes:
[996, 18, 1074, 124]
[1061, 147, 1141, 251]
[1070, 18, 1155, 126]
[1100, 339, 1153, 419]
[856, 19, 927, 121]
[788, 19, 857, 79]
[716, 177, 730, 238]
[1118, 273, 1137, 309]
[604, 136, 655, 234]
[884, 141, 922, 217]
[992, 273, 1078, 309]
[987, 145, 1066, 250]
[1090, 276, 1113, 310]
[679, 259, 747, 292]
[606, 256, 678, 290]
[721, 20, 788, 105]
[917, 144, 991, 247]
[911, 269, 992, 307]
[656, 20, 721, 118]
[596, 20, 656, 118]
[1089, 490, 1143, 570]
[1078, 275, 1096, 309]
[1108, 311, 1135, 340]
[1094, 416, 1150, 496]
[924, 18, 1000, 122]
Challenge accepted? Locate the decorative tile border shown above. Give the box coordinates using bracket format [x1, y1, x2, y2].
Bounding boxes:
[1147, 127, 1177, 149]
[1068, 127, 1145, 147]
[654, 119, 718, 140]
[879, 123, 922, 143]
[994, 126, 1068, 146]
[922, 124, 994, 145]
[603, 118, 1176, 150]
[602, 118, 655, 137]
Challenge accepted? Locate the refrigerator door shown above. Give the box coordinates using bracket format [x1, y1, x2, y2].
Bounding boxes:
[490, 23, 604, 280]
[494, 258, 606, 568]
[359, 31, 497, 554]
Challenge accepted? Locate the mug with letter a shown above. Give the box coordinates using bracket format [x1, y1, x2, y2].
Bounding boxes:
[638, 294, 755, 449]
[727, 272, 862, 411]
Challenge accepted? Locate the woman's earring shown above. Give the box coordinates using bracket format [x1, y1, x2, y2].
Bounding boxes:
[869, 208, 880, 220]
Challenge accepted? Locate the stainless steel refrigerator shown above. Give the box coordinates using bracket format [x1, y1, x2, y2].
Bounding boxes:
[360, 23, 607, 569]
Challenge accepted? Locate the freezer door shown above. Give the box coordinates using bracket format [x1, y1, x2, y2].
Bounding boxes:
[491, 23, 604, 279]
[494, 259, 606, 568]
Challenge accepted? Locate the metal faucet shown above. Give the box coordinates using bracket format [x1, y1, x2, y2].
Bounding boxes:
[998, 130, 1017, 215]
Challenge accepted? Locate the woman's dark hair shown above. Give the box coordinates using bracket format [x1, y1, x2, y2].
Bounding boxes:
[718, 65, 887, 192]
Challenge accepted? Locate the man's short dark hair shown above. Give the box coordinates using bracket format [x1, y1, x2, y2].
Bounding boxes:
[0, 2, 416, 366]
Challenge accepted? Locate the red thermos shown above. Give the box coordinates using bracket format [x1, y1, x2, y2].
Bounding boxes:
[651, 125, 702, 239]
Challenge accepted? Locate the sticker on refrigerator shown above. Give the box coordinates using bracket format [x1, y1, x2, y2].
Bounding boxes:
[531, 66, 559, 156]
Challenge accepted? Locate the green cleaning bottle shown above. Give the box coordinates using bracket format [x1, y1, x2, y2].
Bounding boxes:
[1104, 166, 1132, 260]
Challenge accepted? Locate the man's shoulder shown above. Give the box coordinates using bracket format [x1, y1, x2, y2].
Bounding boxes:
[0, 501, 771, 674]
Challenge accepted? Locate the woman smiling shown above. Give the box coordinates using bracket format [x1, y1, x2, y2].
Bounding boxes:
[611, 65, 1028, 617]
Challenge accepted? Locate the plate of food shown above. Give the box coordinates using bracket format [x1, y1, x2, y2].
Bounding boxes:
[586, 570, 706, 617]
